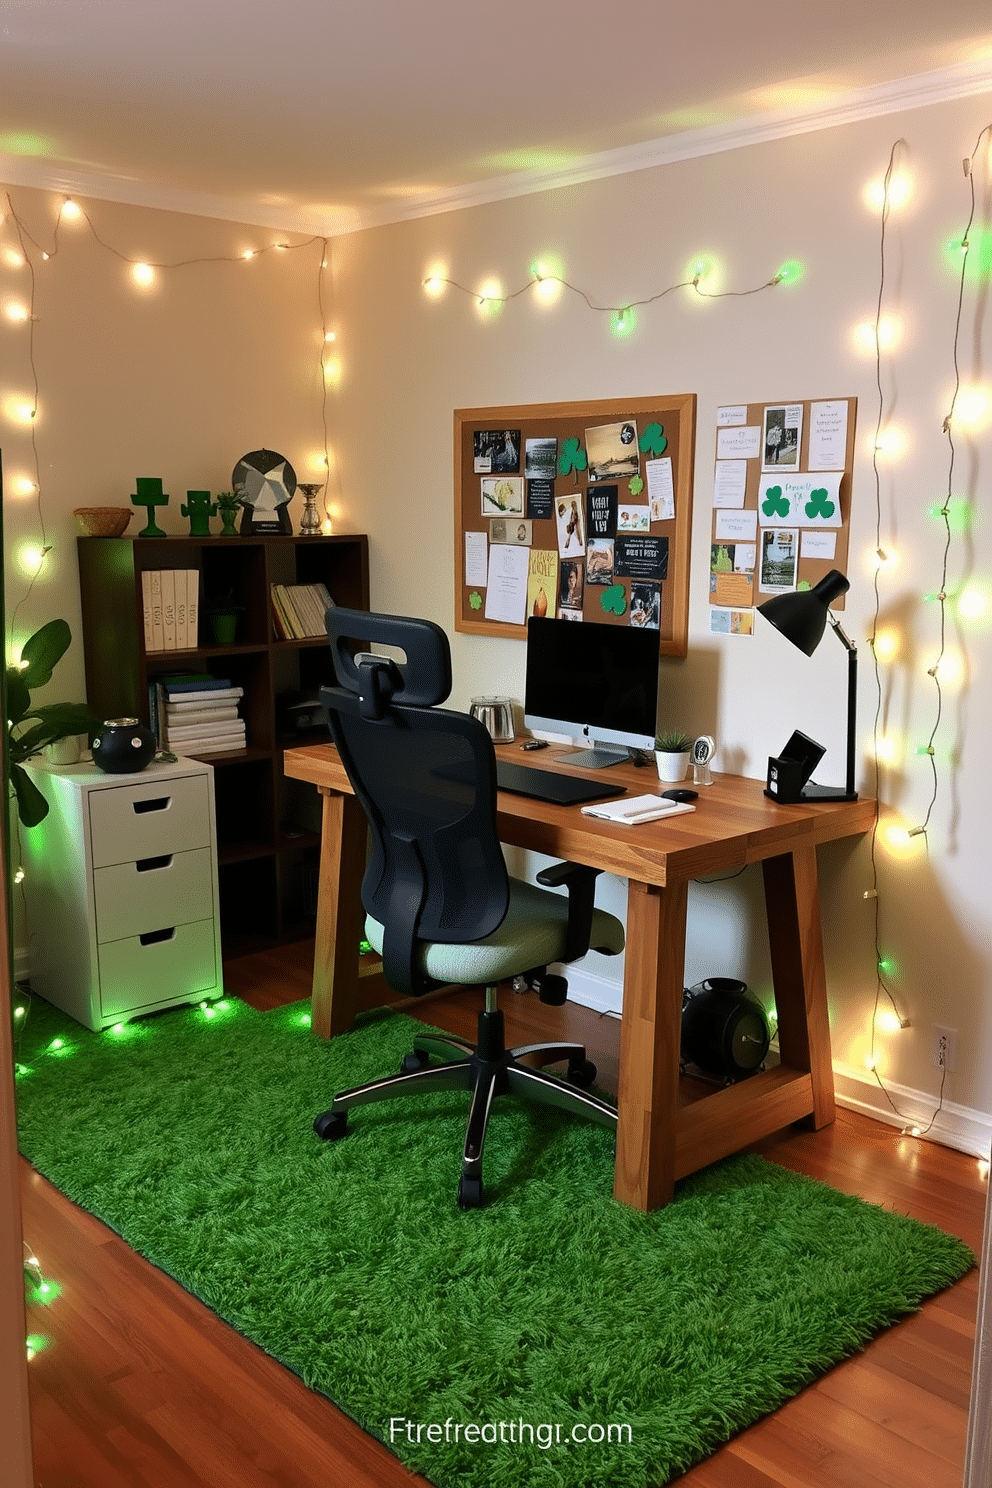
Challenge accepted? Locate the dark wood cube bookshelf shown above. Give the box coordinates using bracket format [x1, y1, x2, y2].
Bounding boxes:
[77, 532, 369, 959]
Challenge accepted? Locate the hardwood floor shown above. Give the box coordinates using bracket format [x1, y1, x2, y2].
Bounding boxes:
[20, 940, 986, 1488]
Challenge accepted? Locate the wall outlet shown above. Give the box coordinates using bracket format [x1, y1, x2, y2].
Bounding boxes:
[933, 1024, 958, 1072]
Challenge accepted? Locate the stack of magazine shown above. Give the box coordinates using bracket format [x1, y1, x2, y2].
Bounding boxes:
[149, 674, 246, 756]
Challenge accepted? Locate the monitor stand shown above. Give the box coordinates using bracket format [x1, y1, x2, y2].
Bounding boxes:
[562, 743, 629, 770]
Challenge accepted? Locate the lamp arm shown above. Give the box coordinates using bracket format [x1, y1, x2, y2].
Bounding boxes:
[826, 612, 858, 798]
[827, 613, 856, 653]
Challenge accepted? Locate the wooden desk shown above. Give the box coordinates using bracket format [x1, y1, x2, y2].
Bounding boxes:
[284, 743, 875, 1211]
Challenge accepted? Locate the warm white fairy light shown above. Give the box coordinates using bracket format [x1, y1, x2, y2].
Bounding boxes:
[131, 261, 155, 287]
[4, 300, 29, 322]
[953, 386, 990, 428]
[866, 172, 911, 210]
[59, 198, 82, 221]
[872, 627, 899, 662]
[4, 396, 36, 424]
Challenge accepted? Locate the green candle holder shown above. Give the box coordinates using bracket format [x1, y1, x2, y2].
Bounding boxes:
[131, 476, 169, 538]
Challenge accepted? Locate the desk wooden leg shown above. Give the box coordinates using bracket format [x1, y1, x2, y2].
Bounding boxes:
[614, 877, 689, 1211]
[310, 789, 367, 1040]
[762, 845, 835, 1128]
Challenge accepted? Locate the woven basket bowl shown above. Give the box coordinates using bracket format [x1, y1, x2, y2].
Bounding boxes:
[73, 507, 133, 537]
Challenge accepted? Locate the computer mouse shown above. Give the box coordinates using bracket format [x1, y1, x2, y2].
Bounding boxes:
[521, 739, 549, 750]
[661, 788, 698, 803]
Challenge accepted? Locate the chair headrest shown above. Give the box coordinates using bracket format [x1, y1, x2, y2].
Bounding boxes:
[325, 609, 453, 713]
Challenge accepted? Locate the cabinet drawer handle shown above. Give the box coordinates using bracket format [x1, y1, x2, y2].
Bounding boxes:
[133, 796, 171, 815]
[139, 927, 176, 946]
[136, 854, 173, 873]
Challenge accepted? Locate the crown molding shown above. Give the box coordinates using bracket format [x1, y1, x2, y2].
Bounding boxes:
[2, 55, 990, 238]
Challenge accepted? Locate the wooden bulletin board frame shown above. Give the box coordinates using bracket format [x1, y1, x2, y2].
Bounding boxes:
[454, 395, 696, 656]
[709, 397, 857, 617]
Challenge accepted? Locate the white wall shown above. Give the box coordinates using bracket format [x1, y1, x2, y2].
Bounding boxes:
[328, 94, 992, 1130]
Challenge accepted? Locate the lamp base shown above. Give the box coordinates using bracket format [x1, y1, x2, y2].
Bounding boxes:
[800, 782, 858, 802]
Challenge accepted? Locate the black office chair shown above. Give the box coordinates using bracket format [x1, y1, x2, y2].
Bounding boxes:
[312, 609, 624, 1208]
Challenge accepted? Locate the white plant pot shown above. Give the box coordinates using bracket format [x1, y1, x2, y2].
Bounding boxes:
[655, 749, 691, 783]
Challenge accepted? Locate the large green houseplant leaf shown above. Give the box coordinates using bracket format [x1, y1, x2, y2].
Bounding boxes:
[6, 619, 98, 828]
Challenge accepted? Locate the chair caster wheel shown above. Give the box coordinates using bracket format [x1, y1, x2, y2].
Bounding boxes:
[401, 1049, 430, 1074]
[313, 1110, 348, 1140]
[566, 1058, 597, 1088]
[458, 1176, 483, 1209]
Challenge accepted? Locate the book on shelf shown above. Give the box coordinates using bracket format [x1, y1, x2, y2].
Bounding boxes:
[175, 732, 248, 756]
[143, 571, 199, 651]
[164, 685, 243, 705]
[270, 582, 334, 640]
[164, 704, 240, 726]
[165, 718, 246, 741]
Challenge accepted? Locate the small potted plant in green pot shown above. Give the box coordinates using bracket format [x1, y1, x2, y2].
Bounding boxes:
[654, 730, 693, 783]
[207, 591, 244, 645]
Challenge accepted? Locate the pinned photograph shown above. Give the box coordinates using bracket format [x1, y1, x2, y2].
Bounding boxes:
[585, 421, 640, 483]
[559, 558, 584, 611]
[586, 538, 615, 586]
[490, 517, 532, 546]
[555, 495, 585, 557]
[474, 429, 521, 473]
[527, 548, 558, 620]
[759, 528, 798, 592]
[618, 504, 650, 532]
[525, 437, 558, 479]
[482, 476, 524, 515]
[762, 405, 802, 471]
[630, 582, 661, 629]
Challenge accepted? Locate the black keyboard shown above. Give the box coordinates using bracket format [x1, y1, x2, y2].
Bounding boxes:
[495, 760, 627, 806]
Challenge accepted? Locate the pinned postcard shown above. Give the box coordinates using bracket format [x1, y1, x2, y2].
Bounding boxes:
[586, 538, 615, 585]
[808, 401, 848, 470]
[465, 530, 488, 587]
[559, 558, 584, 611]
[490, 517, 532, 546]
[630, 581, 661, 629]
[524, 436, 557, 480]
[481, 476, 524, 515]
[758, 471, 842, 527]
[585, 421, 640, 483]
[618, 503, 650, 532]
[484, 543, 529, 625]
[615, 534, 668, 580]
[710, 607, 754, 636]
[587, 483, 618, 538]
[759, 529, 798, 593]
[526, 548, 558, 621]
[710, 545, 754, 607]
[555, 494, 586, 557]
[716, 425, 762, 460]
[646, 457, 675, 520]
[474, 429, 520, 474]
[762, 405, 803, 471]
[526, 479, 554, 520]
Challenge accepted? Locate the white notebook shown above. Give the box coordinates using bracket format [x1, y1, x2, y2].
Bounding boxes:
[581, 794, 696, 825]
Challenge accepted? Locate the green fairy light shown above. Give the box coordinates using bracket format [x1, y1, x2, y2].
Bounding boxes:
[611, 307, 635, 337]
[775, 259, 804, 285]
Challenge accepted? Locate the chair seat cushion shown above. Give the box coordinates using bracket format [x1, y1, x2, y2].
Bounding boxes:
[365, 876, 624, 987]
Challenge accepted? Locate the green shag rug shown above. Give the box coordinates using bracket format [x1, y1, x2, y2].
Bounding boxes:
[14, 992, 973, 1488]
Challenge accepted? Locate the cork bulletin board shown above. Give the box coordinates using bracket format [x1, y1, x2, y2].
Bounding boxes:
[708, 396, 857, 635]
[454, 394, 696, 657]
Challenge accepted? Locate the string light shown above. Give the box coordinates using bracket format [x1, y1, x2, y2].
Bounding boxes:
[131, 261, 155, 287]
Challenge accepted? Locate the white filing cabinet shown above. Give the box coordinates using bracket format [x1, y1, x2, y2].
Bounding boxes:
[22, 757, 223, 1030]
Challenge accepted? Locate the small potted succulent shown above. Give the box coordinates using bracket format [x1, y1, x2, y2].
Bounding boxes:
[206, 590, 244, 645]
[654, 730, 693, 783]
[214, 491, 242, 538]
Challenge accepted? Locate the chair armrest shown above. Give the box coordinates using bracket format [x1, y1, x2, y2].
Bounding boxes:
[535, 861, 602, 964]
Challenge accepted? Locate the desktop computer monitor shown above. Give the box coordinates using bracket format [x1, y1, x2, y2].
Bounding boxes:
[523, 616, 660, 768]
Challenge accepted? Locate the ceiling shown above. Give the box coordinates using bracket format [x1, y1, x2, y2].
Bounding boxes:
[2, 0, 992, 235]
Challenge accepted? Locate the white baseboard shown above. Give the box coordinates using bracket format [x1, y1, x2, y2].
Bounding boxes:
[832, 1062, 992, 1159]
[12, 946, 29, 985]
[564, 966, 624, 1018]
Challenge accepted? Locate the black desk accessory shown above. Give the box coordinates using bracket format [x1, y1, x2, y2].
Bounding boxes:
[681, 977, 771, 1081]
[662, 788, 698, 803]
[757, 569, 858, 802]
[764, 729, 825, 804]
[496, 760, 627, 806]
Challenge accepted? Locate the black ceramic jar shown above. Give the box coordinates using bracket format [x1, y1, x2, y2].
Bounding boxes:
[91, 717, 157, 774]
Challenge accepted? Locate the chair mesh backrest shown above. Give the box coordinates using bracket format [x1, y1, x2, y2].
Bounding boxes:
[321, 610, 510, 996]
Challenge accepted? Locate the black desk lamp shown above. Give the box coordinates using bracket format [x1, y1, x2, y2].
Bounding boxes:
[757, 569, 858, 802]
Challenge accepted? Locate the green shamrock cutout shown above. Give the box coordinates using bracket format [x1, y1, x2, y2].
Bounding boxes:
[761, 484, 790, 519]
[639, 423, 667, 457]
[628, 474, 644, 496]
[805, 487, 835, 521]
[600, 584, 627, 616]
[558, 438, 587, 476]
[468, 591, 482, 611]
